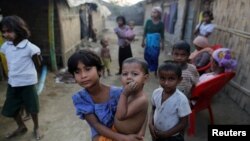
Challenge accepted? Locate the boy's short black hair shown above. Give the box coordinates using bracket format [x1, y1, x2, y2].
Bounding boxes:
[0, 15, 30, 39]
[158, 60, 182, 78]
[100, 37, 106, 46]
[122, 57, 149, 74]
[100, 39, 104, 46]
[172, 40, 191, 54]
[203, 10, 214, 21]
[116, 16, 126, 25]
[67, 49, 103, 75]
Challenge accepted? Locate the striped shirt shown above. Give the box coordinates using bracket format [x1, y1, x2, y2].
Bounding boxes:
[177, 64, 199, 98]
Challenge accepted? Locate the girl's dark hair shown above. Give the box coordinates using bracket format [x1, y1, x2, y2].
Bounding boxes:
[116, 16, 126, 25]
[172, 40, 191, 54]
[67, 49, 103, 75]
[203, 10, 214, 21]
[0, 15, 31, 39]
[158, 60, 182, 78]
[123, 57, 149, 74]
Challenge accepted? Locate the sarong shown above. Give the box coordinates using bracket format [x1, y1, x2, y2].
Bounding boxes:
[144, 33, 161, 71]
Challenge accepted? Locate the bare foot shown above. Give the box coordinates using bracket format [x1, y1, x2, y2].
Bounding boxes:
[34, 128, 44, 140]
[5, 127, 28, 139]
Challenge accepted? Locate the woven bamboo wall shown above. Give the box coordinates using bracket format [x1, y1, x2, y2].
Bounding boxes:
[210, 0, 250, 114]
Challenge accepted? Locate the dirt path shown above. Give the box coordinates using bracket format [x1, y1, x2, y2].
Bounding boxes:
[0, 21, 250, 141]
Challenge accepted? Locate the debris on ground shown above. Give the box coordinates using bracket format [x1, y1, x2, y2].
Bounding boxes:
[55, 68, 75, 84]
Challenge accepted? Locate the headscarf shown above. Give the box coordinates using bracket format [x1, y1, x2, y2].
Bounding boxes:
[189, 36, 213, 61]
[212, 48, 237, 72]
[193, 35, 210, 48]
[152, 6, 162, 17]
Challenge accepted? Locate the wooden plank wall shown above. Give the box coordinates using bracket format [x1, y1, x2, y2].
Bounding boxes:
[210, 0, 250, 114]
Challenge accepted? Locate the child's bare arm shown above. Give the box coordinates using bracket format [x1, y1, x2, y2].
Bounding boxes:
[32, 54, 43, 71]
[85, 114, 143, 141]
[155, 115, 189, 138]
[109, 55, 112, 62]
[149, 105, 158, 140]
[115, 90, 148, 121]
[108, 49, 112, 61]
[115, 32, 126, 39]
[85, 114, 120, 140]
[194, 23, 201, 35]
[192, 67, 200, 85]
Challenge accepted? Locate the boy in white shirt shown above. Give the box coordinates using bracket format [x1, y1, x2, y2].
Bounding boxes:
[149, 60, 191, 141]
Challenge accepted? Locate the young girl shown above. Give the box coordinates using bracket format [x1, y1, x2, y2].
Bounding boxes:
[194, 10, 215, 38]
[171, 41, 199, 98]
[100, 37, 112, 77]
[142, 6, 164, 76]
[114, 16, 133, 75]
[199, 48, 237, 83]
[68, 50, 142, 141]
[149, 61, 191, 141]
[0, 15, 42, 140]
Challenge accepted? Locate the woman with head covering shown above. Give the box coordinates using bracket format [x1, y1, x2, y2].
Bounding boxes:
[199, 48, 237, 83]
[189, 36, 213, 68]
[142, 6, 164, 77]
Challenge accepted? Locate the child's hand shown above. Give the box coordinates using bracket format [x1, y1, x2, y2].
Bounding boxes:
[149, 123, 158, 140]
[121, 134, 143, 141]
[155, 130, 169, 139]
[123, 81, 137, 97]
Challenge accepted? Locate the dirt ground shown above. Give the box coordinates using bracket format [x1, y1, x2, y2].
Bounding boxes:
[0, 21, 250, 141]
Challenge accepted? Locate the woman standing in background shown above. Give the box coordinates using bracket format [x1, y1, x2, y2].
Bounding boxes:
[142, 7, 164, 77]
[114, 16, 133, 75]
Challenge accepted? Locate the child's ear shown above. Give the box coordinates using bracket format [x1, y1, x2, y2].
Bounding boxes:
[98, 70, 102, 77]
[144, 74, 149, 81]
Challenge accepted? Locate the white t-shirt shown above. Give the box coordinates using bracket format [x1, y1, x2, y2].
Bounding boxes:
[0, 39, 41, 87]
[196, 22, 215, 37]
[151, 88, 191, 132]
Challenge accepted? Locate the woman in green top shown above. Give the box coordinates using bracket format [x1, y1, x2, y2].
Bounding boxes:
[142, 6, 164, 76]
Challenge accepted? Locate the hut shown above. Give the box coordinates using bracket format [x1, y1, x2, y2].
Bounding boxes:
[0, 0, 109, 71]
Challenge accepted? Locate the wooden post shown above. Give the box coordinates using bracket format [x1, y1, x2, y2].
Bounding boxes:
[48, 0, 58, 71]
